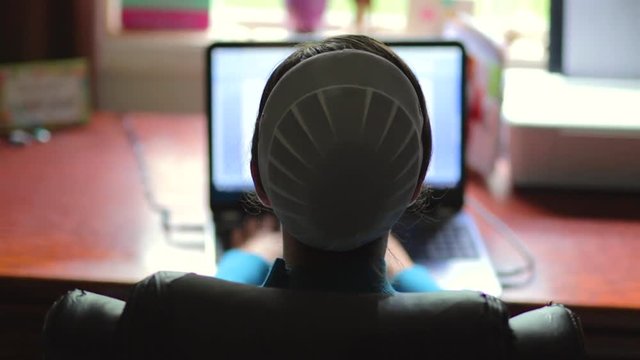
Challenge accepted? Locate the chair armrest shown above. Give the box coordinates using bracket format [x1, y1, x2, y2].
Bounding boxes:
[43, 289, 125, 360]
[510, 304, 586, 360]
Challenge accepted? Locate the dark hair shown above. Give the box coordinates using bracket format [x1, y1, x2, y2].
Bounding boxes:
[251, 34, 432, 197]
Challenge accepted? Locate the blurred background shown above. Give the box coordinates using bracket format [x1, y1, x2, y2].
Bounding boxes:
[0, 0, 550, 113]
[1, 2, 639, 359]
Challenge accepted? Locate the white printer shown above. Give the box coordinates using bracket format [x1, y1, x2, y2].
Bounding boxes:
[503, 68, 640, 191]
[502, 0, 640, 191]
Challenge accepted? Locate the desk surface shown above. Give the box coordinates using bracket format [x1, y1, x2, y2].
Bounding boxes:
[1, 113, 640, 311]
[0, 112, 214, 287]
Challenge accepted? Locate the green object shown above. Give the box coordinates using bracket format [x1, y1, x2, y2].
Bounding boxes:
[488, 65, 503, 100]
[122, 0, 210, 9]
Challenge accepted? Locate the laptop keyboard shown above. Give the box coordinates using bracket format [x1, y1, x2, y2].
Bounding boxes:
[217, 210, 480, 261]
[395, 220, 480, 261]
[423, 224, 479, 260]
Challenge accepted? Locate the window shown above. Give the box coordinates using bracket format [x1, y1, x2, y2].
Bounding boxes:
[107, 0, 548, 64]
[215, 0, 548, 65]
[471, 0, 549, 66]
[97, 0, 550, 112]
[211, 0, 408, 38]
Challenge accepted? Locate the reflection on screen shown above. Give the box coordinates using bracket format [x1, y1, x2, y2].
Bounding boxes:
[211, 45, 462, 193]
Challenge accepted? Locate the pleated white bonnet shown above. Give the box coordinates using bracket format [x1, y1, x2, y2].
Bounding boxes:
[258, 49, 424, 251]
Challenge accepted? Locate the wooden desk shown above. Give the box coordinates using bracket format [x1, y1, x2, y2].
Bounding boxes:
[466, 177, 640, 359]
[0, 113, 214, 358]
[469, 180, 640, 309]
[1, 113, 639, 359]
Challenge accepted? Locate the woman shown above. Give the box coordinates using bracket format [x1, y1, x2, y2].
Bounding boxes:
[216, 34, 439, 294]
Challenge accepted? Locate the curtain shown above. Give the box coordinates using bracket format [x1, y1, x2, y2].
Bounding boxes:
[0, 0, 95, 63]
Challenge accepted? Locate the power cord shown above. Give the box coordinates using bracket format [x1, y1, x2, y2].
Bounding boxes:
[466, 196, 536, 288]
[120, 115, 206, 246]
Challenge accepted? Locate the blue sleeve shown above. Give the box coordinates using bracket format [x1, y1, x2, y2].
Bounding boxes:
[391, 264, 441, 293]
[215, 249, 271, 286]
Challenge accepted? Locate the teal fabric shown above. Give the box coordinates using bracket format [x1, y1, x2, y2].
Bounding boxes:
[262, 258, 395, 295]
[391, 264, 440, 292]
[216, 249, 440, 293]
[215, 249, 271, 285]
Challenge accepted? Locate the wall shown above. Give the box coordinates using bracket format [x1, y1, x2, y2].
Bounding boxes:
[94, 1, 207, 113]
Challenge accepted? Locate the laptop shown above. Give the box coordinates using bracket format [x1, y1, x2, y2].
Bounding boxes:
[206, 41, 502, 296]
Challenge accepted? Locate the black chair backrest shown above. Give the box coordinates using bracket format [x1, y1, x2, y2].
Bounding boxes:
[43, 271, 585, 360]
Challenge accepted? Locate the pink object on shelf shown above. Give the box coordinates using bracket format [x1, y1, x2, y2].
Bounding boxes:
[122, 8, 209, 30]
[285, 0, 327, 33]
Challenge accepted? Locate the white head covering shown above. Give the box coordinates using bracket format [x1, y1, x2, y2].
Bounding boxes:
[258, 49, 424, 251]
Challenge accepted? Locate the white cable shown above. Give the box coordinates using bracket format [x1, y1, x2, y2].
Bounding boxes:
[466, 196, 536, 287]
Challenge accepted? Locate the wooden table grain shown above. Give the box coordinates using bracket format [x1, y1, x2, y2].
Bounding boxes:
[0, 112, 214, 287]
[1, 112, 639, 358]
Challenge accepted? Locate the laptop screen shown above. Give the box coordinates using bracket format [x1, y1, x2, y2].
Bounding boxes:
[208, 42, 465, 208]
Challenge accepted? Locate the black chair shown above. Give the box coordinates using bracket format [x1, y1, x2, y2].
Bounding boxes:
[43, 271, 585, 359]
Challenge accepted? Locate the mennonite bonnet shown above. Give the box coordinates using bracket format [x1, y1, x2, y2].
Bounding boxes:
[258, 49, 424, 251]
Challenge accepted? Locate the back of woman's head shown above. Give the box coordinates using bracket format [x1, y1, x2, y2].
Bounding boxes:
[250, 35, 432, 252]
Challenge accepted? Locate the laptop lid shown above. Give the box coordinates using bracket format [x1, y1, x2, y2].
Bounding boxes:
[206, 41, 466, 217]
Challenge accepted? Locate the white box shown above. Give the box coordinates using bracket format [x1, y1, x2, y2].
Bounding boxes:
[503, 69, 640, 191]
